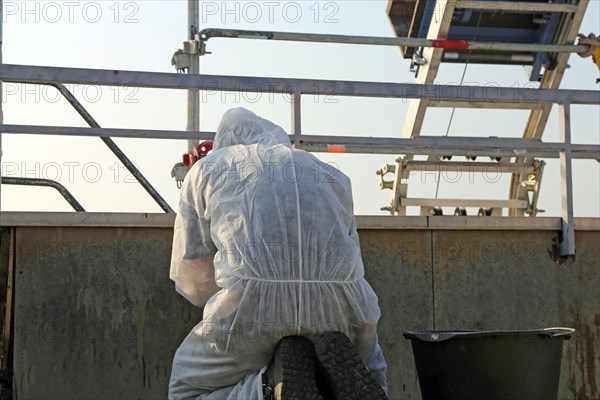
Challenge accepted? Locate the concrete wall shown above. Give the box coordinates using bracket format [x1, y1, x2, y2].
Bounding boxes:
[2, 213, 598, 400]
[362, 227, 600, 400]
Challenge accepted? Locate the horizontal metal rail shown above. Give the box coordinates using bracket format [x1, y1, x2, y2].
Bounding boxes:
[303, 144, 599, 160]
[1, 177, 85, 212]
[302, 134, 596, 151]
[198, 28, 591, 54]
[2, 125, 598, 160]
[0, 125, 214, 141]
[2, 65, 599, 105]
[301, 135, 600, 160]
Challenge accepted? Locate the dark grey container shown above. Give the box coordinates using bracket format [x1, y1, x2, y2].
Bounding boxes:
[403, 328, 574, 400]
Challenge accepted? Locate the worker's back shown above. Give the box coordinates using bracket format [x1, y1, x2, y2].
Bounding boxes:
[169, 108, 386, 399]
[200, 143, 363, 284]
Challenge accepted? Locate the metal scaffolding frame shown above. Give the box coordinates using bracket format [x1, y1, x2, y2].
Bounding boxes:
[0, 63, 598, 256]
[53, 83, 173, 213]
[388, 0, 591, 219]
[1, 0, 599, 256]
[510, 0, 590, 216]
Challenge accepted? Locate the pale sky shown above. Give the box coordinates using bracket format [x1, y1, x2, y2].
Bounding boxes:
[1, 0, 599, 216]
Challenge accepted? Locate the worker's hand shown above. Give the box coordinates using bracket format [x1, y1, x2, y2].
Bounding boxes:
[171, 258, 220, 308]
[577, 33, 600, 58]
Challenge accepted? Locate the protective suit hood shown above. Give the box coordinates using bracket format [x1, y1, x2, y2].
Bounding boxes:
[213, 108, 292, 150]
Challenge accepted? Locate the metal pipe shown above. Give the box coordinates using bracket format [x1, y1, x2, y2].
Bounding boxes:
[1, 124, 215, 141]
[3, 124, 599, 160]
[298, 134, 599, 153]
[187, 0, 200, 153]
[2, 177, 85, 212]
[52, 84, 174, 213]
[559, 104, 575, 256]
[302, 143, 599, 160]
[291, 94, 302, 149]
[3, 65, 599, 105]
[187, 0, 199, 49]
[199, 28, 591, 54]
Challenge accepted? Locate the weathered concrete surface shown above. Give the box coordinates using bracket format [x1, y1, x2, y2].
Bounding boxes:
[432, 230, 600, 400]
[13, 227, 202, 399]
[360, 230, 433, 400]
[6, 216, 600, 400]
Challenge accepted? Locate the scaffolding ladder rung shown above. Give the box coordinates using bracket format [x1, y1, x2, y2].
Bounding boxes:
[455, 1, 580, 13]
[405, 161, 536, 174]
[400, 198, 529, 209]
[426, 100, 544, 110]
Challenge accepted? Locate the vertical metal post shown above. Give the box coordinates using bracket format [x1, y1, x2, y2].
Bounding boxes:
[187, 0, 200, 153]
[559, 103, 575, 256]
[291, 94, 302, 148]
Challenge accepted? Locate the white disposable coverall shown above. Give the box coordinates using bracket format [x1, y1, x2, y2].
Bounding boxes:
[169, 108, 387, 399]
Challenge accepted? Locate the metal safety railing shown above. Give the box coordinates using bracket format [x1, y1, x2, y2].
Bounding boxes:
[52, 83, 173, 213]
[197, 28, 592, 54]
[1, 177, 85, 212]
[0, 63, 599, 256]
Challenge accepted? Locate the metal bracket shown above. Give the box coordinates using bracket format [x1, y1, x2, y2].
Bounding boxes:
[171, 38, 210, 73]
[171, 48, 191, 73]
[522, 160, 546, 216]
[195, 34, 210, 56]
[410, 49, 428, 76]
[376, 163, 396, 190]
[171, 164, 190, 189]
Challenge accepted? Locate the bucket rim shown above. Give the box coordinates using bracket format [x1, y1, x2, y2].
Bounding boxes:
[403, 327, 575, 342]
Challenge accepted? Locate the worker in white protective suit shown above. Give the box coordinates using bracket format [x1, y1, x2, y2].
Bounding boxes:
[169, 108, 387, 399]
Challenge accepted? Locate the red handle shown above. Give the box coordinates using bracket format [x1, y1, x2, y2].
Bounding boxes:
[431, 40, 470, 50]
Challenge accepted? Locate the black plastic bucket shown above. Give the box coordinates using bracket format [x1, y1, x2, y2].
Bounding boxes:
[403, 328, 574, 400]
